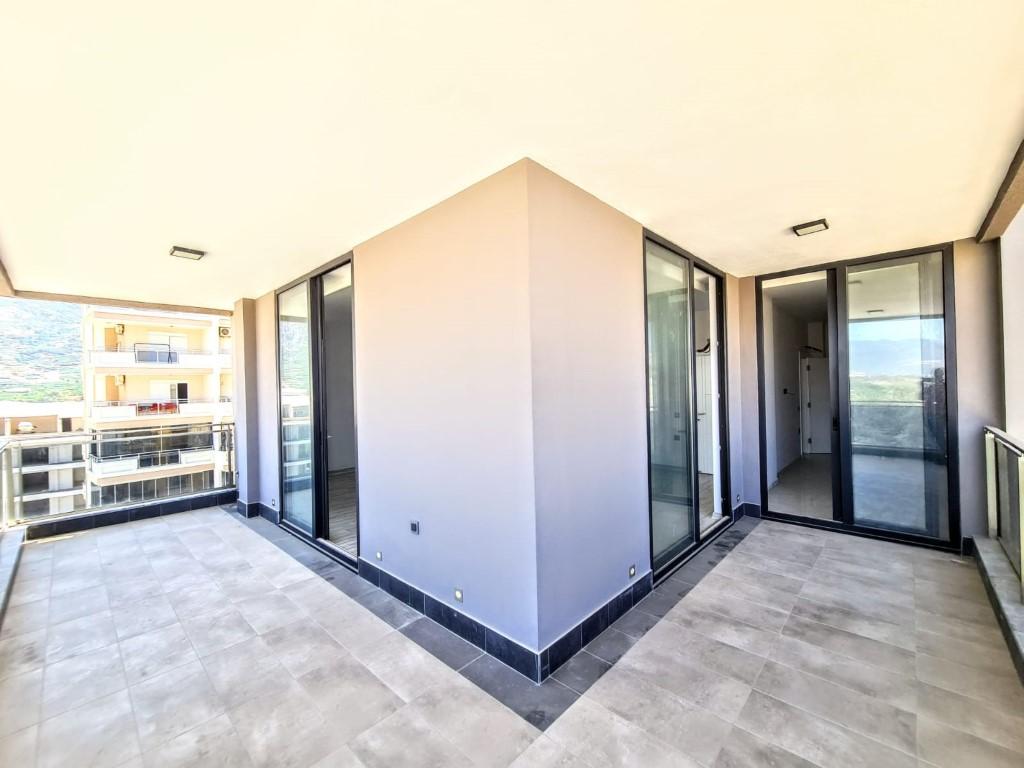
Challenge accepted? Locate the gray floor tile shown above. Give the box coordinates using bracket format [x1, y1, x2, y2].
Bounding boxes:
[119, 622, 199, 686]
[48, 584, 110, 625]
[37, 689, 140, 768]
[551, 651, 610, 694]
[0, 599, 49, 640]
[917, 714, 1024, 768]
[609, 606, 659, 639]
[200, 635, 295, 710]
[139, 712, 253, 768]
[233, 591, 307, 635]
[42, 644, 126, 719]
[460, 655, 579, 731]
[737, 690, 915, 768]
[112, 594, 178, 640]
[713, 725, 817, 768]
[181, 606, 256, 657]
[405, 681, 539, 767]
[354, 589, 421, 629]
[584, 627, 637, 664]
[261, 616, 347, 678]
[0, 724, 37, 765]
[0, 626, 47, 684]
[0, 667, 42, 738]
[296, 653, 403, 742]
[357, 630, 457, 701]
[349, 706, 475, 768]
[130, 660, 226, 752]
[399, 616, 483, 671]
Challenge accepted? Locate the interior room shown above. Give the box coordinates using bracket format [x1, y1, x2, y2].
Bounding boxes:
[321, 264, 358, 556]
[762, 271, 834, 520]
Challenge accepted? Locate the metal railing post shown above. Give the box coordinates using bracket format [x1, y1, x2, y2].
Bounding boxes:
[1018, 453, 1024, 602]
[986, 431, 997, 538]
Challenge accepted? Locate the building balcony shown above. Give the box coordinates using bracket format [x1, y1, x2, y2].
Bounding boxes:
[89, 398, 233, 422]
[85, 346, 231, 371]
[87, 446, 220, 483]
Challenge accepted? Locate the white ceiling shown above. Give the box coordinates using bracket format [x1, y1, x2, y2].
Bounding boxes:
[2, 2, 1023, 310]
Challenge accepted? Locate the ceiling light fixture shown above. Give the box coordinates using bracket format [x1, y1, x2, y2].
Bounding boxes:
[169, 245, 206, 261]
[792, 219, 829, 237]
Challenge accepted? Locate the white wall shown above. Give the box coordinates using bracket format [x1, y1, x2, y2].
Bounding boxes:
[255, 291, 280, 512]
[525, 161, 648, 650]
[353, 161, 541, 648]
[1002, 211, 1024, 437]
[232, 298, 259, 505]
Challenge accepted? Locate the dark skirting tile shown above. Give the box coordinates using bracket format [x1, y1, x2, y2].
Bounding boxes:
[161, 498, 189, 516]
[378, 570, 423, 611]
[322, 567, 378, 599]
[54, 515, 94, 535]
[130, 505, 162, 522]
[634, 585, 687, 619]
[485, 628, 539, 681]
[423, 595, 486, 650]
[581, 605, 610, 646]
[460, 655, 579, 731]
[401, 617, 483, 671]
[607, 585, 634, 625]
[26, 521, 56, 540]
[358, 559, 381, 587]
[585, 627, 638, 664]
[631, 573, 653, 603]
[93, 508, 131, 529]
[546, 624, 582, 676]
[551, 651, 611, 694]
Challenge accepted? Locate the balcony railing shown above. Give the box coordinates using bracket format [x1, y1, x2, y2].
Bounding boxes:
[0, 423, 235, 527]
[86, 343, 231, 368]
[91, 397, 233, 420]
[986, 426, 1024, 590]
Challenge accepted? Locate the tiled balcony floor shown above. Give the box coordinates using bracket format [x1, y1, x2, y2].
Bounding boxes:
[0, 509, 1021, 767]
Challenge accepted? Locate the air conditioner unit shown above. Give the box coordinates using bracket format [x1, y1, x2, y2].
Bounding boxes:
[115, 375, 126, 386]
[115, 323, 125, 335]
[218, 327, 231, 338]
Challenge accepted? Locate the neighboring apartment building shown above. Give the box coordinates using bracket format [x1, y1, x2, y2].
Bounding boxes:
[80, 306, 235, 507]
[0, 402, 85, 519]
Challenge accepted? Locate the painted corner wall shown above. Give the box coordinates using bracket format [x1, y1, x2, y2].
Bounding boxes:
[725, 274, 747, 511]
[524, 161, 649, 650]
[352, 161, 541, 648]
[1001, 209, 1024, 438]
[953, 238, 1003, 537]
[231, 298, 259, 505]
[737, 276, 762, 505]
[255, 290, 280, 513]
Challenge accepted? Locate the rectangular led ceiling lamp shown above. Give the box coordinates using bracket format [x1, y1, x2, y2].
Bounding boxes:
[792, 219, 829, 236]
[169, 245, 206, 260]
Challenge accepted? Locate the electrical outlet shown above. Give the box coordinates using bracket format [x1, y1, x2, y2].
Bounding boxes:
[410, 520, 420, 535]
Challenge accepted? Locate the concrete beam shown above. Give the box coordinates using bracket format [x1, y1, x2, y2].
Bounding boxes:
[977, 134, 1024, 242]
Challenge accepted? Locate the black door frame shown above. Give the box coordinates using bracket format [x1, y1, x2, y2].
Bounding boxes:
[274, 252, 360, 568]
[643, 231, 734, 582]
[755, 241, 961, 552]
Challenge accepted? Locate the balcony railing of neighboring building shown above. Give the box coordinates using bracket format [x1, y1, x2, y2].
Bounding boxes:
[85, 344, 231, 368]
[0, 423, 235, 527]
[90, 397, 233, 420]
[986, 426, 1024, 589]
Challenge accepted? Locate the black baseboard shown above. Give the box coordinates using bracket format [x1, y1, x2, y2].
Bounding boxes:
[257, 503, 280, 524]
[234, 501, 262, 519]
[735, 502, 761, 519]
[358, 556, 653, 683]
[24, 489, 239, 540]
[961, 536, 975, 557]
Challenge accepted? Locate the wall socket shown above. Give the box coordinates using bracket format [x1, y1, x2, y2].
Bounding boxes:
[410, 520, 420, 535]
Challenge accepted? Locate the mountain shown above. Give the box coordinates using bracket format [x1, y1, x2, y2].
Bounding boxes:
[0, 297, 84, 402]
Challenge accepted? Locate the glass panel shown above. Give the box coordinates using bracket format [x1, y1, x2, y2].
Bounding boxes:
[761, 272, 834, 520]
[846, 251, 948, 538]
[278, 282, 314, 533]
[645, 240, 695, 569]
[320, 264, 359, 557]
[694, 268, 724, 533]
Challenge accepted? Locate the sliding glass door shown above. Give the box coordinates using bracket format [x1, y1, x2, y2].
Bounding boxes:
[276, 257, 359, 562]
[844, 250, 950, 539]
[758, 245, 958, 547]
[278, 282, 314, 534]
[645, 237, 730, 578]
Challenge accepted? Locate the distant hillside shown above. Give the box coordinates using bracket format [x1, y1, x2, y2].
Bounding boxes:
[0, 297, 84, 402]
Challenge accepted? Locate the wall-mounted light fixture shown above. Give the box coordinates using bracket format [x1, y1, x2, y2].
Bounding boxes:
[792, 219, 829, 237]
[169, 245, 206, 261]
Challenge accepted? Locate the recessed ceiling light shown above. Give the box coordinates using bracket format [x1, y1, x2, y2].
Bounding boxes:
[792, 219, 829, 237]
[169, 245, 206, 261]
